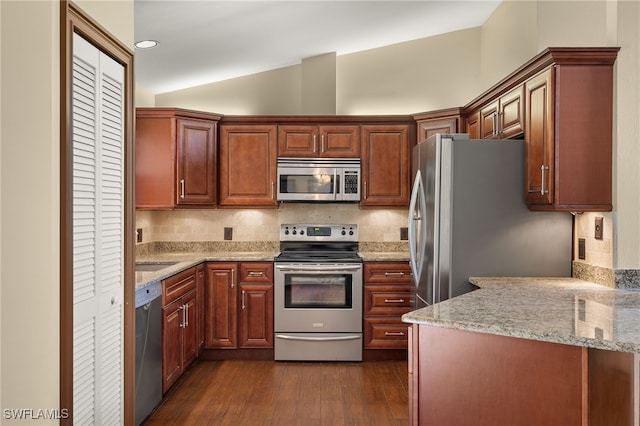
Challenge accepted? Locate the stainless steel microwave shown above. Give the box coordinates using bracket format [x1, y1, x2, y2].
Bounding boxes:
[277, 158, 361, 202]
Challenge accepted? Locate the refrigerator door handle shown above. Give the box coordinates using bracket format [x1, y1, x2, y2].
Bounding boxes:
[408, 171, 427, 287]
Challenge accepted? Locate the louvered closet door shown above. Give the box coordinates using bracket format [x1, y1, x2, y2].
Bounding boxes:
[72, 32, 125, 425]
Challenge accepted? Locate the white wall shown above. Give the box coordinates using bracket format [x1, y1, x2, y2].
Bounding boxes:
[0, 0, 133, 421]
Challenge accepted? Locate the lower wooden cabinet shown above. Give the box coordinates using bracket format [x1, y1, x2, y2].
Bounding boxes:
[205, 262, 274, 349]
[363, 262, 413, 349]
[409, 324, 638, 426]
[161, 266, 199, 393]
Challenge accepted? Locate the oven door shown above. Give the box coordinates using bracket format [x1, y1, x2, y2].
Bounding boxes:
[274, 263, 363, 333]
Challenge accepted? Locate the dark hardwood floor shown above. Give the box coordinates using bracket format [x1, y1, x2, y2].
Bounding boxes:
[143, 359, 409, 425]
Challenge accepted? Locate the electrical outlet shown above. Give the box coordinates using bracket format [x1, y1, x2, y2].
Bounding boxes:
[400, 227, 408, 241]
[136, 228, 143, 243]
[224, 227, 233, 240]
[595, 217, 603, 240]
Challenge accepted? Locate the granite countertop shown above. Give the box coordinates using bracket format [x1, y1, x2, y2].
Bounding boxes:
[135, 241, 409, 289]
[402, 277, 640, 353]
[135, 251, 279, 289]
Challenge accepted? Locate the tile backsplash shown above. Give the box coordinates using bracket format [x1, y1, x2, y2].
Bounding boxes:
[136, 203, 408, 244]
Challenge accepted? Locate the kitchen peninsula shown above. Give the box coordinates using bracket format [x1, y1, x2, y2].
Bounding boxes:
[402, 277, 640, 426]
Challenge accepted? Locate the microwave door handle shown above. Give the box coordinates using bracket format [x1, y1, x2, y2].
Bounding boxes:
[334, 169, 338, 200]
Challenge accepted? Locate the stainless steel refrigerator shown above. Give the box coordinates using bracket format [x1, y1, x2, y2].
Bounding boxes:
[408, 134, 573, 308]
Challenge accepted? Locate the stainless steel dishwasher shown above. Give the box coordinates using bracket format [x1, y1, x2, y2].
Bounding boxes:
[135, 281, 163, 425]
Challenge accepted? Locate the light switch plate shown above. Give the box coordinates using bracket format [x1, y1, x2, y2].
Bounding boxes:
[595, 217, 603, 240]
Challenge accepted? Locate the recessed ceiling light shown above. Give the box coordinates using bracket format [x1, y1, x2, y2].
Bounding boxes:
[135, 40, 158, 49]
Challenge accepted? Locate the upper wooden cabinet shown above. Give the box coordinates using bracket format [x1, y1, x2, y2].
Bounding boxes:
[524, 53, 617, 211]
[278, 124, 360, 157]
[361, 124, 414, 208]
[136, 108, 221, 209]
[477, 85, 524, 140]
[461, 47, 619, 211]
[218, 124, 278, 208]
[413, 108, 463, 143]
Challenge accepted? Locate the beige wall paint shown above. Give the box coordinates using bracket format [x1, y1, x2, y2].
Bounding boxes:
[0, 0, 133, 418]
[480, 0, 537, 91]
[610, 0, 640, 270]
[155, 65, 302, 114]
[155, 27, 483, 116]
[301, 53, 337, 114]
[336, 28, 482, 114]
[536, 0, 609, 51]
[1, 1, 60, 418]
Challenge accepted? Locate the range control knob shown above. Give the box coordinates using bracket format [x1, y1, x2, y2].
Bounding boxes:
[300, 229, 305, 235]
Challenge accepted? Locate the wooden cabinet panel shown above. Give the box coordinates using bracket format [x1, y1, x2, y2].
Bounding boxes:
[219, 125, 277, 207]
[239, 262, 273, 348]
[416, 117, 458, 142]
[411, 325, 586, 426]
[205, 262, 274, 350]
[360, 125, 412, 207]
[196, 264, 205, 354]
[364, 317, 410, 349]
[204, 263, 238, 348]
[161, 266, 200, 393]
[135, 108, 220, 209]
[525, 60, 615, 211]
[363, 262, 413, 349]
[162, 299, 183, 393]
[176, 119, 217, 204]
[465, 111, 480, 139]
[478, 85, 524, 139]
[277, 124, 360, 157]
[135, 116, 175, 208]
[181, 290, 198, 370]
[480, 100, 499, 139]
[239, 282, 274, 348]
[319, 125, 360, 157]
[499, 85, 524, 138]
[525, 69, 554, 206]
[364, 285, 413, 316]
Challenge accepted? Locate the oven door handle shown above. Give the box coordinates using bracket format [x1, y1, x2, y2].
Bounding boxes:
[275, 264, 362, 272]
[275, 334, 361, 342]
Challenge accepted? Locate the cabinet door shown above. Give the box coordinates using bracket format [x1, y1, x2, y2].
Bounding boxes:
[181, 290, 198, 369]
[417, 118, 458, 142]
[239, 282, 274, 348]
[196, 264, 205, 354]
[277, 125, 317, 157]
[524, 69, 555, 206]
[499, 86, 524, 139]
[176, 119, 217, 205]
[205, 263, 238, 348]
[480, 100, 499, 139]
[318, 125, 360, 157]
[162, 299, 183, 393]
[219, 125, 277, 207]
[361, 125, 411, 207]
[465, 111, 480, 139]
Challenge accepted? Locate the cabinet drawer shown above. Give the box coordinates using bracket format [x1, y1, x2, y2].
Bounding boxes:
[364, 262, 412, 284]
[162, 266, 197, 306]
[364, 286, 413, 316]
[364, 317, 410, 349]
[239, 262, 273, 283]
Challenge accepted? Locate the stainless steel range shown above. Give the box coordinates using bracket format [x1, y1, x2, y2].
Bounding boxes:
[274, 224, 363, 361]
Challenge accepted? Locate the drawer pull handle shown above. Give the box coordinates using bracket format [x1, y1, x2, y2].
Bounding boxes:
[384, 332, 406, 337]
[384, 272, 405, 277]
[384, 299, 405, 303]
[248, 271, 265, 277]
